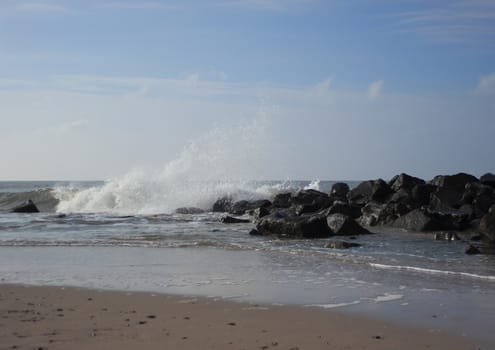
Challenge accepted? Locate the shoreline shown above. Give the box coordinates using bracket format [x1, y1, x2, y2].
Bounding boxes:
[1, 283, 490, 350]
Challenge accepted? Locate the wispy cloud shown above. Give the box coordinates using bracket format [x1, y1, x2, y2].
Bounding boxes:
[475, 73, 495, 95]
[367, 80, 384, 101]
[394, 1, 495, 43]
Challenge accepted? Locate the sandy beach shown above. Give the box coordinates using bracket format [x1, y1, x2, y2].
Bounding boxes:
[0, 284, 489, 350]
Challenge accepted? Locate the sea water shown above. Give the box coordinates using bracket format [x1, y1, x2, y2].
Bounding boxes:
[1, 180, 495, 344]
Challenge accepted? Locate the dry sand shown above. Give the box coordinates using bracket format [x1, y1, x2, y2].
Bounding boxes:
[0, 284, 488, 350]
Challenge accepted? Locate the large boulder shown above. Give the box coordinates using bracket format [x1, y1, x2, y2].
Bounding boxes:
[389, 173, 425, 192]
[411, 184, 437, 206]
[256, 212, 332, 238]
[272, 193, 292, 208]
[429, 187, 463, 212]
[479, 211, 495, 243]
[480, 173, 495, 189]
[327, 213, 371, 236]
[430, 173, 478, 193]
[212, 197, 234, 213]
[348, 179, 392, 205]
[324, 201, 362, 219]
[11, 200, 39, 213]
[329, 182, 350, 202]
[462, 183, 495, 215]
[230, 199, 272, 215]
[290, 189, 332, 212]
[392, 209, 445, 232]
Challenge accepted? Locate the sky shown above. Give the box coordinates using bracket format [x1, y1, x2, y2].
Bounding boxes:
[0, 0, 494, 181]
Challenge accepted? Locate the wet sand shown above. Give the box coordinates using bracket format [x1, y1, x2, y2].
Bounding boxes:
[0, 284, 489, 350]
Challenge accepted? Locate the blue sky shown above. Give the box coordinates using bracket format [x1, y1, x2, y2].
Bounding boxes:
[1, 0, 494, 181]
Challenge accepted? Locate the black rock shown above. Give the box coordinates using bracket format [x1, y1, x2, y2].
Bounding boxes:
[429, 187, 463, 212]
[359, 202, 393, 226]
[253, 207, 270, 223]
[329, 182, 350, 201]
[230, 199, 272, 215]
[291, 189, 332, 211]
[174, 207, 205, 214]
[272, 193, 292, 208]
[462, 182, 495, 215]
[325, 240, 361, 249]
[327, 213, 371, 236]
[212, 197, 234, 213]
[465, 245, 481, 255]
[249, 229, 262, 236]
[430, 173, 478, 193]
[480, 173, 495, 189]
[411, 184, 437, 206]
[256, 213, 332, 239]
[325, 201, 362, 219]
[479, 211, 495, 243]
[392, 209, 445, 232]
[220, 216, 250, 224]
[11, 200, 39, 213]
[433, 232, 461, 241]
[389, 173, 425, 192]
[348, 179, 392, 205]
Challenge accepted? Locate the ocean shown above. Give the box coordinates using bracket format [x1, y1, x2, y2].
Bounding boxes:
[1, 180, 495, 343]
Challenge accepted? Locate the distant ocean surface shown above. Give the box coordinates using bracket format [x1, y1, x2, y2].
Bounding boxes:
[1, 180, 495, 343]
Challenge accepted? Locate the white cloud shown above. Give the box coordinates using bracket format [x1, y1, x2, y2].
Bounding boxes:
[475, 73, 495, 95]
[394, 1, 495, 43]
[367, 80, 384, 101]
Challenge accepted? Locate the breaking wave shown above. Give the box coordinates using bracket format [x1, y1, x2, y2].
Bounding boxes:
[54, 118, 322, 215]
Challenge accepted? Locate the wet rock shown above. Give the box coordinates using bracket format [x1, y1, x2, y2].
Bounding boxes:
[389, 173, 425, 192]
[433, 232, 461, 241]
[462, 182, 495, 215]
[429, 187, 463, 212]
[174, 207, 205, 214]
[212, 197, 234, 213]
[256, 212, 332, 238]
[480, 173, 495, 189]
[327, 213, 371, 236]
[329, 182, 350, 202]
[272, 193, 292, 208]
[411, 184, 437, 206]
[325, 201, 362, 219]
[220, 216, 250, 224]
[465, 245, 481, 255]
[430, 173, 478, 193]
[348, 179, 392, 205]
[11, 200, 39, 213]
[392, 209, 445, 232]
[291, 189, 332, 212]
[325, 240, 361, 249]
[253, 207, 270, 223]
[359, 202, 394, 226]
[230, 199, 272, 215]
[249, 229, 262, 236]
[479, 211, 495, 243]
